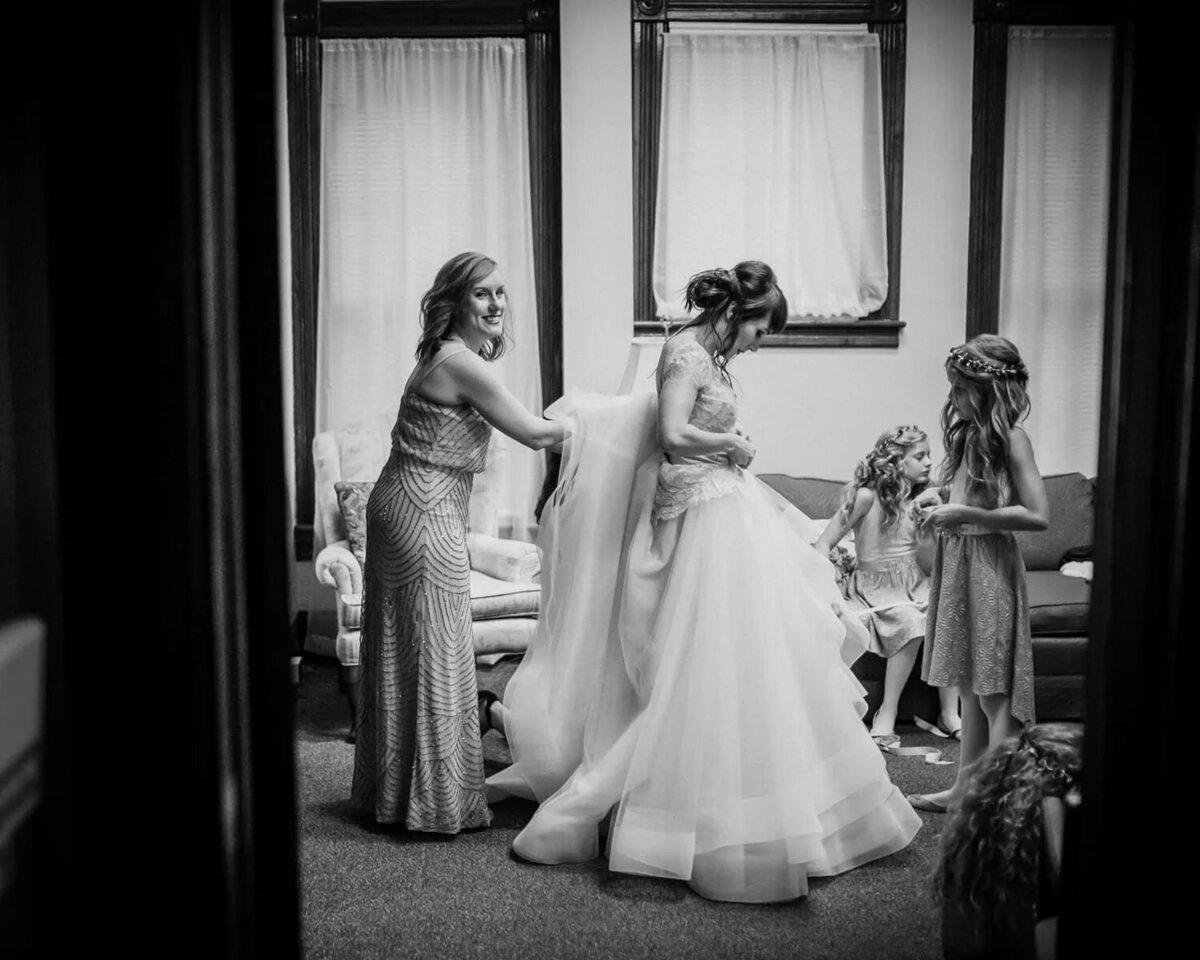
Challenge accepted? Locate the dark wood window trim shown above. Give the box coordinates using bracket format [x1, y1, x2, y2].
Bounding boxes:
[632, 0, 908, 347]
[284, 0, 562, 560]
[965, 0, 1118, 339]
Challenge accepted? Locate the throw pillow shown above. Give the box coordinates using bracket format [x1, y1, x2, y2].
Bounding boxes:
[334, 481, 374, 568]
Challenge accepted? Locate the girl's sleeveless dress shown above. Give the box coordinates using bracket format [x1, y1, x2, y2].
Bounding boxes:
[487, 335, 920, 903]
[844, 498, 929, 657]
[351, 344, 494, 832]
[921, 470, 1036, 725]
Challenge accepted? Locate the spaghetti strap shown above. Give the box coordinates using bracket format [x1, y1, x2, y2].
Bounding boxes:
[405, 341, 472, 396]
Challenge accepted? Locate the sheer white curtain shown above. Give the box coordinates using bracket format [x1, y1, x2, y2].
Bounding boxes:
[316, 37, 542, 538]
[999, 26, 1113, 477]
[653, 27, 887, 320]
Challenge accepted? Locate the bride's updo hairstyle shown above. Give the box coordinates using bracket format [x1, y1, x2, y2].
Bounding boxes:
[680, 260, 788, 381]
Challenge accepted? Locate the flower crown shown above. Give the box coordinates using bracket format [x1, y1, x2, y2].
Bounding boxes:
[949, 347, 1026, 379]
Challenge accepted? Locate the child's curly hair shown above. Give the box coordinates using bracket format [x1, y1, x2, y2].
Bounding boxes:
[932, 723, 1082, 945]
[837, 425, 929, 530]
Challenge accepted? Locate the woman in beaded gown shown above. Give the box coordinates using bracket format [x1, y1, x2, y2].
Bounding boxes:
[351, 252, 565, 833]
[486, 262, 921, 902]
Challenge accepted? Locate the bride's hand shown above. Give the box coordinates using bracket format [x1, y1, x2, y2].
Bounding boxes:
[729, 434, 756, 468]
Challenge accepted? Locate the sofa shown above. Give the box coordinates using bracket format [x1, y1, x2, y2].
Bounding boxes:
[757, 472, 1093, 722]
[312, 414, 542, 739]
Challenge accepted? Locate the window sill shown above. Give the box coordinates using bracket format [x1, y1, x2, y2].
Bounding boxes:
[632, 318, 905, 347]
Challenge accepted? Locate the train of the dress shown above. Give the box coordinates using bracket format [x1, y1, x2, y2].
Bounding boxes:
[485, 389, 920, 902]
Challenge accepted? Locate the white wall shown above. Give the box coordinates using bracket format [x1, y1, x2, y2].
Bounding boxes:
[560, 0, 636, 394]
[561, 0, 972, 477]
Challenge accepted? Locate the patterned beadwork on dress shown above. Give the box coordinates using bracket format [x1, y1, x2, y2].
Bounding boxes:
[350, 390, 495, 833]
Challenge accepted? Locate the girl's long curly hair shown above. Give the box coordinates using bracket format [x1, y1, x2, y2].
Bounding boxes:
[414, 251, 511, 365]
[938, 334, 1031, 506]
[674, 261, 789, 384]
[838, 425, 929, 530]
[932, 723, 1083, 944]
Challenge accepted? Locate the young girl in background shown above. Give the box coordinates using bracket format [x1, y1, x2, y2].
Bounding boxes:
[908, 335, 1049, 814]
[815, 426, 961, 747]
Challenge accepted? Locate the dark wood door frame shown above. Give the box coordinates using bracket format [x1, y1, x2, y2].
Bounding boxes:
[965, 0, 1119, 338]
[1058, 8, 1195, 957]
[284, 0, 563, 560]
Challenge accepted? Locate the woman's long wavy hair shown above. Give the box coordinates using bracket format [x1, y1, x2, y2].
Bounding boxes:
[674, 261, 789, 384]
[932, 723, 1082, 944]
[838, 425, 929, 530]
[414, 251, 511, 365]
[938, 334, 1030, 505]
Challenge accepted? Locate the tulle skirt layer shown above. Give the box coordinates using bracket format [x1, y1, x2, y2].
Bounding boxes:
[487, 390, 920, 902]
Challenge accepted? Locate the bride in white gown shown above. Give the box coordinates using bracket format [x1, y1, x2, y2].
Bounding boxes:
[485, 262, 921, 903]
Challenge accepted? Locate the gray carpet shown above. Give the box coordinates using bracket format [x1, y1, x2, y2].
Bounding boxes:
[296, 656, 956, 960]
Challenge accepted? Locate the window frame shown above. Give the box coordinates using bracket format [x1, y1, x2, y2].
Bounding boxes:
[965, 0, 1118, 339]
[632, 0, 909, 347]
[284, 0, 562, 560]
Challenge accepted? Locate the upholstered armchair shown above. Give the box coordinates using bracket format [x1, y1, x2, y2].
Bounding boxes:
[312, 413, 541, 740]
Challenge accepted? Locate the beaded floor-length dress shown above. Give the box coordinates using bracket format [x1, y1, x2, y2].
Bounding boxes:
[351, 343, 493, 832]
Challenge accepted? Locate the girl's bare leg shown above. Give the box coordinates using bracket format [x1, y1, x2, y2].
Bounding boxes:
[911, 690, 986, 810]
[938, 685, 962, 737]
[871, 638, 921, 738]
[978, 692, 1021, 745]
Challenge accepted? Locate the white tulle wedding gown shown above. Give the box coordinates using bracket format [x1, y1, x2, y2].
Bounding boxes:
[486, 334, 920, 903]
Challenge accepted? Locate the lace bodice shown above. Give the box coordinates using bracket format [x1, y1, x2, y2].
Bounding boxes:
[652, 335, 743, 522]
[655, 335, 739, 434]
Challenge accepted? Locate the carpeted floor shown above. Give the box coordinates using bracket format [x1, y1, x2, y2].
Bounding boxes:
[296, 656, 958, 960]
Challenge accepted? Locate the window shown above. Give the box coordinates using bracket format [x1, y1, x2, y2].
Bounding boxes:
[284, 0, 562, 557]
[967, 0, 1116, 475]
[632, 0, 909, 346]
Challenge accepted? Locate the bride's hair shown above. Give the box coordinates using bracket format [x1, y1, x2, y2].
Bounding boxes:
[415, 251, 511, 364]
[677, 261, 789, 381]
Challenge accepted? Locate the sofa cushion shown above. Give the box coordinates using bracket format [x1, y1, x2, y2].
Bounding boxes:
[469, 570, 541, 619]
[1015, 473, 1094, 571]
[334, 481, 373, 568]
[1027, 569, 1090, 634]
[472, 617, 536, 657]
[757, 474, 847, 520]
[1032, 634, 1089, 677]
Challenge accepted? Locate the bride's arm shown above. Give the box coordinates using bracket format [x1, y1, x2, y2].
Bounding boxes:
[657, 375, 754, 466]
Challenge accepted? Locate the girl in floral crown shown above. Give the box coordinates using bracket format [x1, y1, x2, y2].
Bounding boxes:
[815, 425, 961, 747]
[907, 334, 1049, 814]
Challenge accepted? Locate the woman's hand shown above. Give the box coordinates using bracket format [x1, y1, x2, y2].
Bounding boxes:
[914, 488, 943, 510]
[728, 434, 756, 468]
[920, 503, 971, 531]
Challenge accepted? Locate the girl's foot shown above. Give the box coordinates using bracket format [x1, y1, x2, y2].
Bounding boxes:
[869, 709, 897, 740]
[906, 788, 956, 813]
[938, 712, 963, 740]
